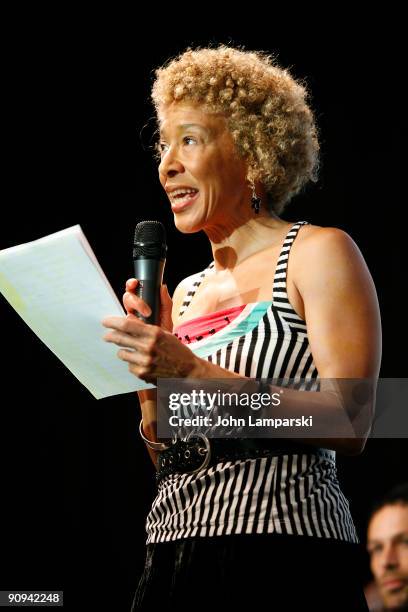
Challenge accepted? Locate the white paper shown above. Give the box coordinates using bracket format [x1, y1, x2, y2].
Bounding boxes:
[0, 225, 155, 399]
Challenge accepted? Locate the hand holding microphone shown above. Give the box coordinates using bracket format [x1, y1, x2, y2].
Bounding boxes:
[123, 279, 173, 333]
[103, 220, 203, 382]
[123, 220, 173, 332]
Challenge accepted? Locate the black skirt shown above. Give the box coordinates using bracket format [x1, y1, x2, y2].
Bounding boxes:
[130, 533, 369, 611]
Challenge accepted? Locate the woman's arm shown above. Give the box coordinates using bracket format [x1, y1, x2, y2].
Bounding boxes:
[137, 388, 160, 469]
[188, 227, 382, 456]
[136, 276, 195, 468]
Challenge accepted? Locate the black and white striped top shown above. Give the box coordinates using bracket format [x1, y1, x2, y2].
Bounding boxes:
[145, 221, 359, 544]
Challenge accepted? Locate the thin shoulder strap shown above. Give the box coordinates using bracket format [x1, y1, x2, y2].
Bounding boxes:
[178, 261, 215, 318]
[272, 220, 309, 303]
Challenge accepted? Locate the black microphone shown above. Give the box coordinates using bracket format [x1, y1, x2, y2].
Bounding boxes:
[133, 221, 167, 325]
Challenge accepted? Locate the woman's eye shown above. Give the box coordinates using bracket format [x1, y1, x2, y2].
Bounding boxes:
[155, 136, 197, 157]
[183, 136, 197, 145]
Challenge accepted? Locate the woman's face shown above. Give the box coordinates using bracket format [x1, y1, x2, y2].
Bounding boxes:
[157, 102, 251, 234]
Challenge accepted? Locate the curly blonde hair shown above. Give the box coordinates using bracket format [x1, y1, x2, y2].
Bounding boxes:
[151, 44, 321, 216]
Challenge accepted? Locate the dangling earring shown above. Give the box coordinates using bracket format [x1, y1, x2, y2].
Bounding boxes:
[249, 179, 261, 214]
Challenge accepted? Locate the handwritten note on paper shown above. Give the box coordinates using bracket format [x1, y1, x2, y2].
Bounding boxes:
[0, 225, 155, 398]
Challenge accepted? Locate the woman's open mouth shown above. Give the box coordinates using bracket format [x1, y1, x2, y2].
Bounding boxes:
[170, 189, 199, 212]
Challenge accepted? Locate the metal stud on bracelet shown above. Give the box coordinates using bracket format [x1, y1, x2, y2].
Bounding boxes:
[139, 418, 172, 451]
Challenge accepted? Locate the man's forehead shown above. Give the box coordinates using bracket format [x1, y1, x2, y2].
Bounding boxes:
[368, 504, 408, 541]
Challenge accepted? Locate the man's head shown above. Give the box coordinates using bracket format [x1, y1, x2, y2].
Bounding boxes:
[367, 483, 408, 610]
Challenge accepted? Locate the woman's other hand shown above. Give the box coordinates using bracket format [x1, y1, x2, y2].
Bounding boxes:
[101, 315, 203, 384]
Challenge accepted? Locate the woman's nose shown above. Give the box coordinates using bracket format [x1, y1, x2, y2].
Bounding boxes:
[159, 148, 185, 177]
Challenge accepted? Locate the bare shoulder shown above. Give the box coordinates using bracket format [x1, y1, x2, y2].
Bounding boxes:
[295, 223, 353, 247]
[296, 224, 364, 261]
[293, 224, 363, 282]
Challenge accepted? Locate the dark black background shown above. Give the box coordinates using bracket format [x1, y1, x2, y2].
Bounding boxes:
[1, 15, 407, 611]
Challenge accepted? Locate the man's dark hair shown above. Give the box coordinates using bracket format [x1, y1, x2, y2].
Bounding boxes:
[368, 482, 408, 524]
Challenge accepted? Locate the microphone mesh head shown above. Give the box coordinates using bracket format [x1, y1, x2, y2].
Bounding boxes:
[133, 220, 167, 259]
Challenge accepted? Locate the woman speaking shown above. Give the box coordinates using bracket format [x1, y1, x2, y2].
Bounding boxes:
[102, 45, 381, 609]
